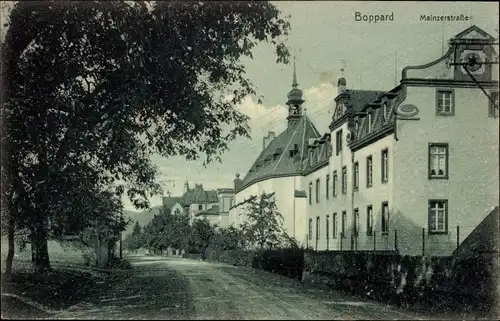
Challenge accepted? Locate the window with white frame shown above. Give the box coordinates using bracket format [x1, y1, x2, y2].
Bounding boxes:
[429, 143, 448, 179]
[428, 200, 448, 234]
[367, 112, 372, 132]
[488, 91, 499, 118]
[308, 219, 313, 240]
[353, 208, 359, 237]
[315, 178, 320, 203]
[353, 162, 359, 190]
[316, 216, 320, 240]
[342, 166, 347, 194]
[332, 171, 338, 197]
[326, 174, 330, 200]
[366, 155, 373, 187]
[341, 211, 347, 238]
[381, 202, 389, 235]
[366, 205, 373, 236]
[436, 89, 454, 115]
[333, 213, 338, 238]
[381, 149, 388, 183]
[382, 103, 387, 122]
[336, 130, 343, 155]
[326, 215, 330, 240]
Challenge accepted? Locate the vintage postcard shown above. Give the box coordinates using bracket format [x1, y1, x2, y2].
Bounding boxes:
[1, 1, 498, 320]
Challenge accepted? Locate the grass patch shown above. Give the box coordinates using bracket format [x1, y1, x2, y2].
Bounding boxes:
[1, 262, 120, 319]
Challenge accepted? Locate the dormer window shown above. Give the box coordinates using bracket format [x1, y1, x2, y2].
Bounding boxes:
[382, 103, 388, 122]
[367, 112, 372, 133]
[355, 120, 359, 133]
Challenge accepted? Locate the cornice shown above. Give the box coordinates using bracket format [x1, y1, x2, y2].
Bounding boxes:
[349, 125, 395, 152]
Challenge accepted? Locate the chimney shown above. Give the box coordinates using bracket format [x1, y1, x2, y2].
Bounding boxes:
[262, 131, 276, 150]
[233, 173, 242, 191]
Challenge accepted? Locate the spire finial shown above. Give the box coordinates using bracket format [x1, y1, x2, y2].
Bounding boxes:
[292, 56, 298, 88]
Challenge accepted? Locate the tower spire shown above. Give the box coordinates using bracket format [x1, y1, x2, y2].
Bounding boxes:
[292, 56, 298, 88]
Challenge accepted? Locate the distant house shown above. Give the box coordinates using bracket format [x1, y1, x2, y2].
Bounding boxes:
[162, 182, 234, 228]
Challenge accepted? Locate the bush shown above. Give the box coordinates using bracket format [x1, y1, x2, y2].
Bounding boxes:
[253, 248, 305, 280]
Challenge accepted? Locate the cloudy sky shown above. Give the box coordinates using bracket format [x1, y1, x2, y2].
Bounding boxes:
[2, 1, 498, 211]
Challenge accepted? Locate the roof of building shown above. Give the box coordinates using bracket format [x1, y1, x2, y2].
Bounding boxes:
[196, 205, 220, 217]
[162, 183, 219, 209]
[239, 115, 321, 189]
[345, 89, 386, 113]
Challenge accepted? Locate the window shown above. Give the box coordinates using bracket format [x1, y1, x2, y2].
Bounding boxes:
[326, 215, 330, 239]
[332, 171, 338, 197]
[353, 162, 359, 191]
[308, 182, 312, 205]
[366, 155, 373, 187]
[367, 112, 372, 132]
[436, 89, 454, 115]
[381, 148, 388, 183]
[316, 216, 320, 240]
[355, 120, 359, 133]
[315, 178, 320, 203]
[341, 211, 347, 238]
[308, 219, 313, 240]
[336, 129, 343, 155]
[326, 174, 330, 200]
[428, 143, 449, 179]
[381, 202, 389, 235]
[366, 205, 373, 236]
[198, 204, 203, 211]
[428, 200, 448, 234]
[333, 213, 338, 238]
[489, 91, 499, 117]
[353, 208, 359, 237]
[382, 103, 387, 122]
[342, 166, 347, 194]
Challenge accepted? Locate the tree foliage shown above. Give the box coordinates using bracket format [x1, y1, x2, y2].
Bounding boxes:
[240, 193, 289, 249]
[1, 1, 290, 272]
[123, 221, 143, 252]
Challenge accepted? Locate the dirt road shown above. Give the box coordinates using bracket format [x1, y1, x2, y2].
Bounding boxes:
[49, 255, 446, 320]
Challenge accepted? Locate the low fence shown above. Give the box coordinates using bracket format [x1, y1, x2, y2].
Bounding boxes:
[306, 225, 480, 257]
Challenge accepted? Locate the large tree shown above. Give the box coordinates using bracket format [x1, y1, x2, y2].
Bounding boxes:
[240, 193, 289, 249]
[1, 1, 290, 273]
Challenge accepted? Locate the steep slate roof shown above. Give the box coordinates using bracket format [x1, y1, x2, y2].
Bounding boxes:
[347, 90, 386, 113]
[196, 205, 220, 217]
[240, 115, 321, 188]
[162, 184, 219, 211]
[183, 184, 218, 204]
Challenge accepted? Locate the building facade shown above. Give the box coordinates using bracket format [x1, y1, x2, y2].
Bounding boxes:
[230, 25, 499, 257]
[162, 182, 234, 228]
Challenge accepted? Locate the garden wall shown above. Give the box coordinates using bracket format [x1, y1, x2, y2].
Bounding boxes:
[302, 250, 498, 312]
[201, 248, 305, 279]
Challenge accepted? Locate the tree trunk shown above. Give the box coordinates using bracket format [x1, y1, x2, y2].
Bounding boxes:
[30, 233, 36, 263]
[4, 217, 15, 277]
[32, 225, 51, 273]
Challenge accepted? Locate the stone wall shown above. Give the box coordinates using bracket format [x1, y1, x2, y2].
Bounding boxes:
[302, 250, 498, 312]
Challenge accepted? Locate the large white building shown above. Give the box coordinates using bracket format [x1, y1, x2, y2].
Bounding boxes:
[229, 25, 499, 256]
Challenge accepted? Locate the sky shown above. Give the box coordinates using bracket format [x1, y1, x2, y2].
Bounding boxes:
[1, 1, 498, 211]
[145, 1, 499, 212]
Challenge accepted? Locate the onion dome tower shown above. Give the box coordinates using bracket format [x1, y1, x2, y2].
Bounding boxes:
[286, 57, 305, 127]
